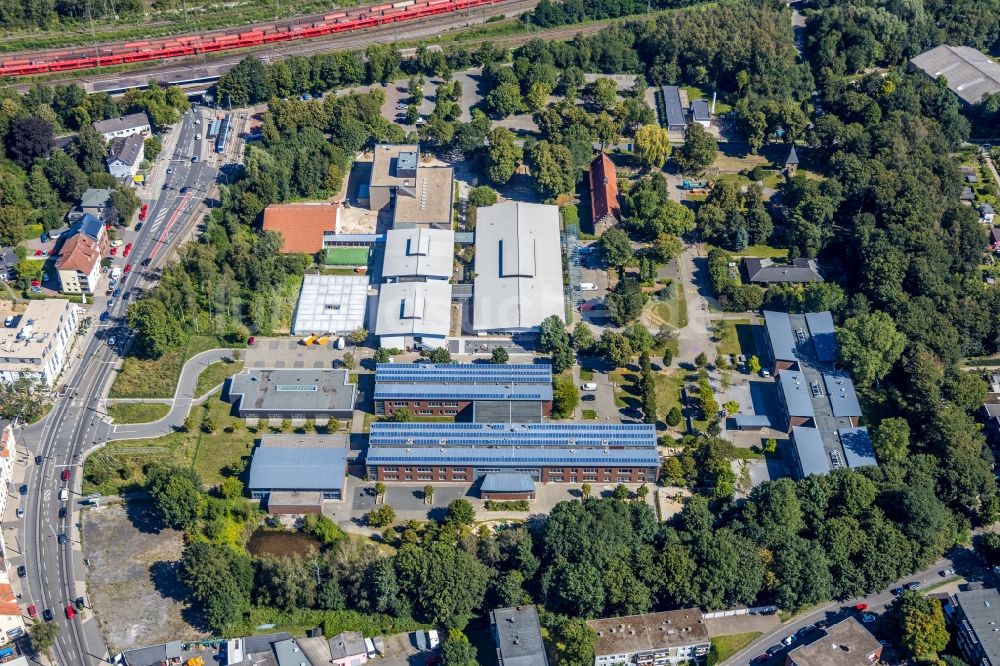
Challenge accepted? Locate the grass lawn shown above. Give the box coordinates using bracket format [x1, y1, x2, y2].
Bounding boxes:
[579, 368, 595, 381]
[709, 632, 763, 665]
[275, 273, 305, 334]
[582, 409, 598, 419]
[110, 334, 228, 399]
[106, 402, 170, 424]
[644, 291, 688, 329]
[84, 393, 253, 495]
[714, 319, 757, 358]
[681, 86, 733, 115]
[707, 243, 789, 259]
[711, 153, 768, 174]
[195, 360, 244, 397]
[655, 371, 684, 423]
[609, 368, 640, 409]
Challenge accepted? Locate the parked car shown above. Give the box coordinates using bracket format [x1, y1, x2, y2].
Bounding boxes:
[247, 336, 255, 346]
[110, 246, 118, 256]
[861, 613, 877, 624]
[100, 311, 110, 322]
[781, 635, 796, 647]
[940, 568, 956, 577]
[109, 239, 123, 248]
[766, 645, 784, 657]
[753, 655, 769, 664]
[582, 394, 596, 401]
[58, 507, 66, 519]
[27, 605, 36, 618]
[65, 605, 75, 619]
[854, 603, 868, 612]
[18, 484, 26, 495]
[139, 204, 148, 221]
[61, 469, 70, 481]
[124, 263, 132, 273]
[16, 566, 25, 578]
[16, 507, 23, 519]
[3, 315, 13, 327]
[905, 581, 922, 591]
[57, 533, 67, 544]
[135, 222, 143, 231]
[891, 587, 905, 596]
[75, 597, 85, 610]
[123, 242, 133, 257]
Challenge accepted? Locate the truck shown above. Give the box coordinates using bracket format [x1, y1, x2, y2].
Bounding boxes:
[680, 179, 706, 190]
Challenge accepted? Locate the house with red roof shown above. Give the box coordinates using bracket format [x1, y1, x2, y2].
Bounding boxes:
[589, 153, 620, 235]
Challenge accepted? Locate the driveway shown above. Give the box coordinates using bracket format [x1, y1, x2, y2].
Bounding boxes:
[675, 245, 715, 365]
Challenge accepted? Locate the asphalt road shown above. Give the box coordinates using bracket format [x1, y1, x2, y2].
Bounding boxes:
[13, 104, 225, 665]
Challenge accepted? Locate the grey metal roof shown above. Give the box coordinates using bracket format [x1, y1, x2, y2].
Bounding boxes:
[229, 368, 357, 414]
[661, 85, 686, 128]
[792, 426, 830, 477]
[778, 372, 816, 418]
[805, 311, 837, 362]
[691, 99, 711, 121]
[366, 446, 660, 468]
[93, 112, 150, 135]
[375, 280, 452, 339]
[910, 45, 1000, 105]
[746, 258, 823, 284]
[983, 203, 996, 214]
[322, 232, 384, 244]
[454, 232, 475, 244]
[839, 427, 877, 468]
[80, 188, 113, 210]
[382, 227, 455, 278]
[473, 202, 565, 332]
[786, 144, 799, 165]
[763, 310, 797, 362]
[481, 473, 536, 493]
[248, 446, 347, 492]
[734, 414, 771, 427]
[953, 587, 1000, 664]
[241, 633, 293, 657]
[273, 639, 315, 666]
[492, 605, 549, 666]
[368, 421, 657, 449]
[823, 372, 861, 417]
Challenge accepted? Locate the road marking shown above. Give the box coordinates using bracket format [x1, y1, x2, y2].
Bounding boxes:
[42, 490, 50, 503]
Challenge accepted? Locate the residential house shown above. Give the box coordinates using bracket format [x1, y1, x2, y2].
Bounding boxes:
[0, 575, 25, 645]
[105, 135, 145, 182]
[589, 152, 620, 235]
[328, 631, 368, 666]
[786, 617, 881, 665]
[690, 99, 711, 127]
[262, 202, 341, 254]
[93, 112, 151, 141]
[945, 586, 1000, 666]
[989, 227, 1000, 252]
[744, 257, 822, 284]
[983, 203, 996, 224]
[79, 188, 115, 223]
[961, 186, 976, 202]
[491, 605, 548, 666]
[588, 609, 710, 666]
[0, 423, 14, 566]
[56, 214, 108, 294]
[0, 299, 80, 386]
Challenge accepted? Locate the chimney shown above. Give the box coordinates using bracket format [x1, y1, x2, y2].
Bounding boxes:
[711, 92, 717, 114]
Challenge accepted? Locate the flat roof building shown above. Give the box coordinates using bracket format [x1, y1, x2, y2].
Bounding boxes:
[366, 422, 659, 484]
[228, 368, 357, 420]
[374, 363, 553, 419]
[910, 45, 1000, 106]
[823, 371, 862, 419]
[787, 617, 881, 666]
[762, 310, 799, 371]
[291, 274, 369, 336]
[690, 98, 711, 127]
[491, 605, 548, 666]
[247, 435, 349, 510]
[473, 203, 564, 333]
[777, 371, 816, 428]
[805, 311, 837, 362]
[0, 299, 79, 386]
[262, 203, 341, 254]
[661, 85, 687, 132]
[588, 609, 710, 666]
[382, 227, 454, 280]
[368, 144, 453, 229]
[947, 586, 1000, 666]
[790, 426, 830, 478]
[481, 473, 536, 500]
[375, 281, 452, 350]
[839, 426, 877, 468]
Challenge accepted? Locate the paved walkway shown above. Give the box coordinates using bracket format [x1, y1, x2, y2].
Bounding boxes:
[105, 348, 235, 440]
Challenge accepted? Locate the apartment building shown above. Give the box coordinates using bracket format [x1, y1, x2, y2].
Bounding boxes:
[0, 300, 79, 386]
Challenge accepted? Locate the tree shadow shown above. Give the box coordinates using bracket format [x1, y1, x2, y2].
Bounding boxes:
[124, 499, 164, 535]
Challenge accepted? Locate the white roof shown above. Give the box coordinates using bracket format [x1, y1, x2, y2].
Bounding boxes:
[291, 274, 369, 335]
[382, 227, 454, 279]
[376, 281, 452, 339]
[473, 203, 564, 331]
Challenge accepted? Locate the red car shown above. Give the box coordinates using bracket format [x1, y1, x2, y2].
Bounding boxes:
[854, 603, 868, 612]
[124, 263, 133, 274]
[110, 247, 117, 256]
[123, 243, 133, 258]
[139, 204, 148, 221]
[27, 605, 37, 618]
[61, 470, 70, 481]
[64, 604, 75, 619]
[247, 336, 255, 346]
[30, 280, 40, 288]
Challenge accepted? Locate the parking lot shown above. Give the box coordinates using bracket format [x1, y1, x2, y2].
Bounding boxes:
[244, 336, 365, 369]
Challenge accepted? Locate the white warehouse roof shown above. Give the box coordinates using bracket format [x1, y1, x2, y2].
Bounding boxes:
[382, 227, 454, 279]
[291, 274, 369, 335]
[473, 202, 564, 332]
[375, 280, 452, 340]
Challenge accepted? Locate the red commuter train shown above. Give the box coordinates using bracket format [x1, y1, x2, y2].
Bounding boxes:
[0, 0, 495, 77]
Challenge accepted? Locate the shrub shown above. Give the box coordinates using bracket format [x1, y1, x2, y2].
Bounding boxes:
[484, 499, 530, 511]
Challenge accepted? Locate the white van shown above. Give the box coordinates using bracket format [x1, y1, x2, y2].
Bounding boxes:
[110, 266, 122, 280]
[59, 488, 68, 501]
[582, 382, 598, 391]
[580, 282, 598, 291]
[195, 133, 202, 141]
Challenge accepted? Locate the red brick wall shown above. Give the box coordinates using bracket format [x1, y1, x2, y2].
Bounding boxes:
[379, 400, 470, 417]
[482, 491, 535, 500]
[368, 465, 657, 484]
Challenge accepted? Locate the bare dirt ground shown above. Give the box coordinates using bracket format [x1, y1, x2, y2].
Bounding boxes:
[83, 502, 207, 652]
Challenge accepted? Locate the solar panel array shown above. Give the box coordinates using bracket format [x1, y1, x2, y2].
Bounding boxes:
[374, 385, 552, 401]
[375, 363, 552, 384]
[369, 422, 657, 449]
[366, 446, 661, 467]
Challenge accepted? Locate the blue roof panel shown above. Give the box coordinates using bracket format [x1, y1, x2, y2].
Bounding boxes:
[777, 372, 815, 418]
[823, 372, 862, 417]
[805, 311, 838, 362]
[662, 86, 686, 128]
[734, 415, 771, 427]
[376, 363, 552, 383]
[764, 310, 797, 362]
[839, 426, 877, 468]
[369, 422, 657, 449]
[792, 426, 829, 477]
[375, 384, 552, 401]
[366, 446, 660, 467]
